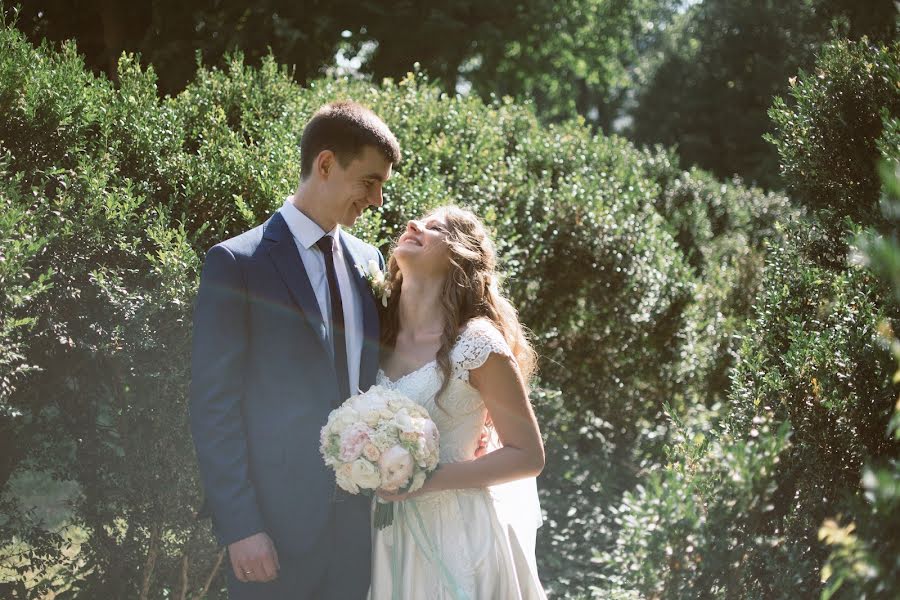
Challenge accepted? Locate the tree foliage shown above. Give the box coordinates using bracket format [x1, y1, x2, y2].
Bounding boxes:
[630, 0, 899, 189]
[7, 0, 681, 131]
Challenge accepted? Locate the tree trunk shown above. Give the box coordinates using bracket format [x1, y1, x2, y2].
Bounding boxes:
[196, 548, 226, 600]
[178, 552, 190, 600]
[139, 523, 161, 600]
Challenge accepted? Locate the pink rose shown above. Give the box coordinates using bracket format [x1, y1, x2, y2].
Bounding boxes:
[339, 423, 374, 462]
[378, 445, 414, 492]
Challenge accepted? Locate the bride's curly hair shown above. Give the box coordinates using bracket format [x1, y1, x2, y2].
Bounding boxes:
[380, 206, 537, 405]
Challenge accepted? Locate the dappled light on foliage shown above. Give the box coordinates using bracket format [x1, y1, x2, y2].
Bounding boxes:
[1, 7, 899, 600]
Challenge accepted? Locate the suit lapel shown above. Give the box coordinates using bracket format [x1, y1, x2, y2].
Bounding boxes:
[264, 212, 331, 355]
[340, 235, 380, 391]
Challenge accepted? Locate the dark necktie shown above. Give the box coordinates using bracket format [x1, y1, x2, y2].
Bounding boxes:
[316, 234, 351, 404]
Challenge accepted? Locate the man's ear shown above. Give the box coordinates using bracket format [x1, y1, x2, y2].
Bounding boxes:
[315, 150, 335, 180]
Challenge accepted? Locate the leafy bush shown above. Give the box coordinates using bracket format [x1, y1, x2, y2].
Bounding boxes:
[604, 33, 900, 600]
[816, 115, 900, 600]
[0, 12, 803, 594]
[600, 403, 792, 598]
[726, 224, 898, 597]
[603, 220, 898, 598]
[640, 147, 798, 409]
[0, 20, 786, 596]
[767, 38, 900, 228]
[0, 28, 261, 595]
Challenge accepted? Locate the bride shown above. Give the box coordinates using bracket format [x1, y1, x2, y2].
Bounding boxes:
[369, 206, 547, 599]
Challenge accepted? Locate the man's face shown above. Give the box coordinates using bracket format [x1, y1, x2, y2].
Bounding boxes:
[322, 145, 393, 228]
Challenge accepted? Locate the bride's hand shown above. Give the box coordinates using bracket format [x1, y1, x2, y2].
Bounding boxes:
[375, 476, 437, 502]
[375, 488, 415, 502]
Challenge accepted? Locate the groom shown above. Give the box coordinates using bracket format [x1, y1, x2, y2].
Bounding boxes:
[190, 101, 400, 599]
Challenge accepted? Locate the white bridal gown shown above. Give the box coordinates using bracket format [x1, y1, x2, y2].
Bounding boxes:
[369, 318, 547, 600]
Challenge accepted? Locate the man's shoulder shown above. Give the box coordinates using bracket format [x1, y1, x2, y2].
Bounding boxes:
[341, 229, 381, 260]
[209, 216, 274, 258]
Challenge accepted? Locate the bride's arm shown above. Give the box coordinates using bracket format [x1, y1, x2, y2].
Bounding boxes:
[379, 352, 544, 500]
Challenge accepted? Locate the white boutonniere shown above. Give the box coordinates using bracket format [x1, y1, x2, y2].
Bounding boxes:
[356, 259, 392, 307]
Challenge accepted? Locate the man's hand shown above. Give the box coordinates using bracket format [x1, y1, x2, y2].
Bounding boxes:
[475, 425, 491, 458]
[228, 532, 280, 583]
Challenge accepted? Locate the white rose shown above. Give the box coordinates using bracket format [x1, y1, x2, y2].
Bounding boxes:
[378, 445, 414, 492]
[414, 435, 429, 460]
[394, 410, 415, 433]
[334, 408, 360, 430]
[363, 410, 381, 427]
[336, 463, 359, 494]
[422, 420, 440, 452]
[350, 394, 387, 413]
[350, 458, 382, 490]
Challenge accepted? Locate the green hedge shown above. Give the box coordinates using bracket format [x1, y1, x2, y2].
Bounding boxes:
[604, 38, 900, 599]
[767, 38, 900, 229]
[0, 22, 792, 598]
[816, 110, 900, 599]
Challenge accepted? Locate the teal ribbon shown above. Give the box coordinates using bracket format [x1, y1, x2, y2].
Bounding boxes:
[390, 500, 471, 600]
[391, 516, 401, 600]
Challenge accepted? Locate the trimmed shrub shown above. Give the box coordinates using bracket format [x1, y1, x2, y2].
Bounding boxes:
[0, 22, 729, 596]
[726, 224, 898, 596]
[600, 403, 792, 598]
[0, 19, 799, 597]
[640, 147, 798, 409]
[605, 34, 900, 600]
[603, 220, 899, 598]
[816, 114, 900, 600]
[767, 38, 900, 229]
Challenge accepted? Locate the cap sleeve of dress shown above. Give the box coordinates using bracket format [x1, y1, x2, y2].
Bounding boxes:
[450, 318, 515, 382]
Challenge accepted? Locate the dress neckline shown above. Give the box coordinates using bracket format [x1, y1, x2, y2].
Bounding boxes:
[379, 319, 488, 384]
[378, 358, 438, 385]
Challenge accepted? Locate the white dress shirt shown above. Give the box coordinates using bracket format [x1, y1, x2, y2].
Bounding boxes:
[278, 197, 363, 397]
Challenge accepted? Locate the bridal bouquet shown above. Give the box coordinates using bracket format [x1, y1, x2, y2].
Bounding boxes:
[320, 385, 440, 528]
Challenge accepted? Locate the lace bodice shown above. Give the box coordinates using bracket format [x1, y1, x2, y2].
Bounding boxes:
[375, 318, 514, 464]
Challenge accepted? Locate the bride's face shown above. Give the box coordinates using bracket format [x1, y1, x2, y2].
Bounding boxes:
[393, 214, 451, 277]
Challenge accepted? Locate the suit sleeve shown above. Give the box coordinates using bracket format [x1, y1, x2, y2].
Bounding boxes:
[189, 244, 266, 546]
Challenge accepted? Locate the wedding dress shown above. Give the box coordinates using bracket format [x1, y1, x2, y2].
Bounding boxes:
[368, 318, 546, 600]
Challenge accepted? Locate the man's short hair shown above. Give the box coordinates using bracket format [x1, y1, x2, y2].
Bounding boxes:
[299, 101, 401, 180]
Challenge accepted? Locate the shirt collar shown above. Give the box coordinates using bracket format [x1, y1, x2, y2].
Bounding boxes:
[279, 197, 341, 250]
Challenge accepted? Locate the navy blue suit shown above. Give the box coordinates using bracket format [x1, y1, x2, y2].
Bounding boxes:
[189, 211, 382, 599]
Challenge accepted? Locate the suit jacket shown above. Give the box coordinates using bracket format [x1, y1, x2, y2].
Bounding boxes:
[189, 210, 382, 557]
